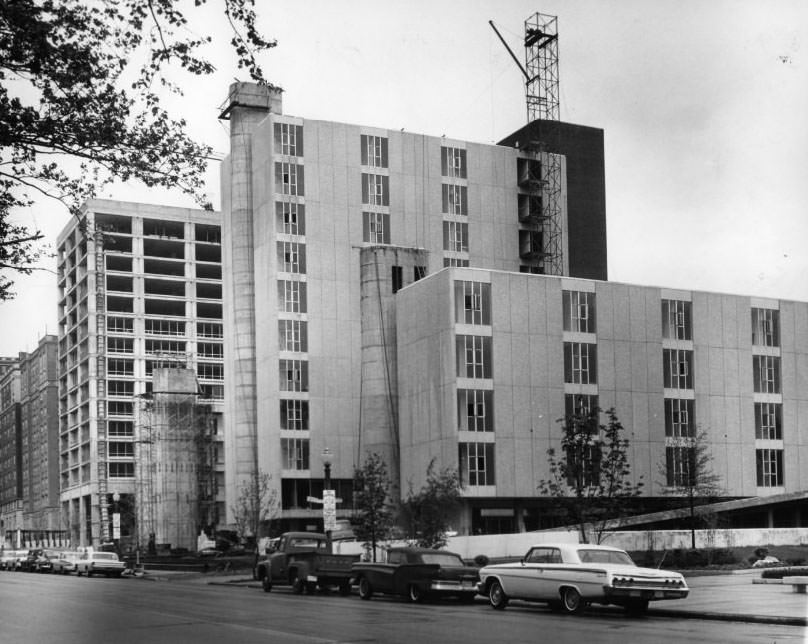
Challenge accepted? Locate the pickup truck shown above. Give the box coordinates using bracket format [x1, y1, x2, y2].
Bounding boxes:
[254, 532, 358, 595]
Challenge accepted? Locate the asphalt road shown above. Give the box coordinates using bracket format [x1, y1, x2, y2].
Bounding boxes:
[0, 572, 805, 644]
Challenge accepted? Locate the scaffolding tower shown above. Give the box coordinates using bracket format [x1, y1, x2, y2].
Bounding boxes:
[134, 366, 217, 552]
[93, 228, 110, 543]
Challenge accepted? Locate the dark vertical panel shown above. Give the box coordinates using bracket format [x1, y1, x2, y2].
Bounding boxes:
[381, 138, 388, 168]
[296, 125, 304, 157]
[382, 175, 389, 206]
[360, 134, 368, 165]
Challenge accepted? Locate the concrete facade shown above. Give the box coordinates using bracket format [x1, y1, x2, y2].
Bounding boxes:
[56, 199, 225, 547]
[396, 269, 808, 534]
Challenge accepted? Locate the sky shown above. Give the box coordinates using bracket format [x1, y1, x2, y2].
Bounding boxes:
[1, 0, 806, 356]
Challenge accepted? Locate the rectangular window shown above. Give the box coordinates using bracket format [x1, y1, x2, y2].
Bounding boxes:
[278, 241, 306, 274]
[362, 212, 390, 244]
[563, 291, 596, 334]
[279, 359, 308, 392]
[441, 146, 467, 179]
[666, 445, 695, 487]
[361, 134, 388, 168]
[665, 398, 695, 438]
[413, 266, 427, 281]
[107, 380, 134, 396]
[274, 122, 304, 157]
[756, 449, 784, 487]
[457, 389, 493, 432]
[276, 202, 305, 236]
[564, 342, 597, 385]
[444, 257, 470, 268]
[277, 280, 307, 314]
[108, 462, 134, 478]
[278, 319, 308, 353]
[566, 442, 601, 488]
[753, 355, 781, 394]
[752, 308, 780, 347]
[459, 442, 494, 485]
[275, 162, 304, 196]
[107, 337, 133, 354]
[108, 401, 133, 416]
[145, 319, 185, 336]
[197, 342, 223, 358]
[106, 317, 133, 334]
[282, 438, 310, 470]
[564, 394, 599, 419]
[456, 335, 492, 379]
[391, 266, 403, 294]
[663, 349, 693, 389]
[754, 402, 782, 440]
[197, 322, 223, 338]
[280, 399, 309, 431]
[108, 421, 133, 437]
[662, 300, 692, 341]
[441, 184, 468, 215]
[107, 358, 134, 377]
[443, 221, 469, 253]
[454, 281, 491, 325]
[361, 173, 389, 206]
[108, 442, 134, 458]
[197, 363, 224, 380]
[145, 339, 185, 355]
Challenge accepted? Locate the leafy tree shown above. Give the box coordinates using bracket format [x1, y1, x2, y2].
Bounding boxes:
[231, 469, 279, 568]
[657, 427, 723, 549]
[539, 407, 644, 544]
[0, 0, 277, 299]
[350, 452, 394, 562]
[400, 459, 463, 549]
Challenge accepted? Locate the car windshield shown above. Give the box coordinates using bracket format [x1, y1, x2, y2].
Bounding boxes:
[289, 538, 325, 549]
[577, 549, 635, 566]
[95, 553, 119, 561]
[419, 553, 465, 567]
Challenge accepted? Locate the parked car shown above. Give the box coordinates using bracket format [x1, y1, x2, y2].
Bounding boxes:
[33, 550, 61, 573]
[0, 549, 28, 571]
[76, 551, 125, 577]
[477, 542, 689, 615]
[51, 551, 82, 575]
[352, 547, 480, 603]
[20, 549, 44, 572]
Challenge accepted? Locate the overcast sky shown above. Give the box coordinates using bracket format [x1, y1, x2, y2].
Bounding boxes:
[1, 0, 806, 355]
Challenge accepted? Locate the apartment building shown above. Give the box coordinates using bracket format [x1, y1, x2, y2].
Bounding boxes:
[396, 268, 808, 534]
[56, 200, 225, 547]
[0, 360, 22, 542]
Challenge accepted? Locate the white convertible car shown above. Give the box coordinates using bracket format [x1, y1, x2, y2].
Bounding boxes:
[477, 543, 688, 615]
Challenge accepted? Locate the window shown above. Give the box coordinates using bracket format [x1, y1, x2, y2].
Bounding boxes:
[279, 359, 308, 392]
[107, 317, 133, 334]
[564, 342, 597, 385]
[107, 337, 133, 354]
[454, 281, 491, 325]
[441, 184, 468, 215]
[361, 134, 388, 168]
[107, 358, 134, 377]
[456, 335, 492, 379]
[457, 389, 493, 432]
[145, 339, 185, 355]
[274, 122, 303, 156]
[197, 322, 223, 338]
[278, 241, 306, 274]
[276, 202, 305, 236]
[444, 257, 470, 268]
[108, 421, 133, 437]
[197, 363, 223, 380]
[753, 355, 781, 394]
[362, 212, 390, 244]
[275, 162, 304, 196]
[145, 319, 185, 336]
[662, 300, 692, 341]
[755, 402, 782, 440]
[459, 442, 494, 486]
[526, 547, 562, 565]
[566, 442, 601, 488]
[565, 394, 599, 419]
[280, 399, 309, 430]
[751, 308, 779, 347]
[108, 442, 134, 458]
[413, 266, 426, 281]
[663, 349, 693, 389]
[282, 438, 310, 470]
[391, 266, 403, 294]
[441, 146, 467, 178]
[200, 384, 224, 400]
[443, 221, 468, 253]
[107, 380, 134, 396]
[563, 291, 596, 334]
[665, 398, 694, 438]
[666, 445, 695, 487]
[756, 449, 784, 487]
[109, 462, 135, 478]
[278, 319, 308, 352]
[519, 265, 543, 275]
[197, 342, 223, 358]
[361, 173, 389, 206]
[108, 401, 133, 416]
[278, 280, 307, 313]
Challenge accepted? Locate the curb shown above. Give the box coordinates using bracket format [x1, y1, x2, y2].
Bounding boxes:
[643, 607, 807, 628]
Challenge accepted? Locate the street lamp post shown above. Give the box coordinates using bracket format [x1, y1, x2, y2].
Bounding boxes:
[112, 492, 121, 556]
[321, 448, 334, 552]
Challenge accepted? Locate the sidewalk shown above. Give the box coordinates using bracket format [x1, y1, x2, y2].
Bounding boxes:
[139, 568, 808, 627]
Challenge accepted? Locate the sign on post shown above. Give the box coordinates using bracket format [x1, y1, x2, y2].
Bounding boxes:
[322, 490, 337, 531]
[112, 513, 121, 540]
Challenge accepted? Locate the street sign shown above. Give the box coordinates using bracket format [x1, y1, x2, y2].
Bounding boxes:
[306, 491, 340, 531]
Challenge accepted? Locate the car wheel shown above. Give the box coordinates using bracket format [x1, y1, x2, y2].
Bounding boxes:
[305, 582, 317, 595]
[358, 577, 373, 600]
[488, 580, 509, 610]
[262, 576, 273, 593]
[560, 587, 584, 614]
[624, 599, 649, 616]
[408, 584, 424, 603]
[338, 582, 351, 596]
[291, 575, 304, 595]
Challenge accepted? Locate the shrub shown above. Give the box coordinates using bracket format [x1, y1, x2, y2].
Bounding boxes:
[761, 566, 808, 579]
[473, 554, 490, 567]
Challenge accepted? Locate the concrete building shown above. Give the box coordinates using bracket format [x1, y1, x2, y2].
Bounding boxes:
[0, 360, 22, 543]
[56, 200, 225, 547]
[396, 269, 808, 534]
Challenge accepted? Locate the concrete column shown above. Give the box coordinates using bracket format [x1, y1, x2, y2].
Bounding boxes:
[219, 83, 282, 523]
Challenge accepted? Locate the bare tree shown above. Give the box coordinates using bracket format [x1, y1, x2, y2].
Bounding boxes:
[399, 459, 462, 549]
[231, 469, 279, 567]
[350, 453, 394, 562]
